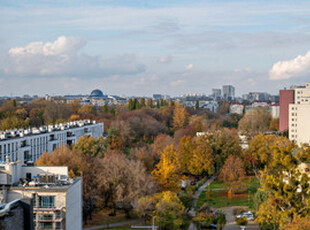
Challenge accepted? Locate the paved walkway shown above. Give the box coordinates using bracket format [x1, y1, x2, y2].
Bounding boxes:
[84, 219, 143, 230]
[219, 206, 260, 230]
[188, 175, 216, 230]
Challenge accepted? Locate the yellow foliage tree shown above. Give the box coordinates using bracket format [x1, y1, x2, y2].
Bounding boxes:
[173, 103, 188, 130]
[152, 145, 182, 191]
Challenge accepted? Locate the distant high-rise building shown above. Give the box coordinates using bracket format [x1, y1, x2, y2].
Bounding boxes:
[279, 89, 294, 132]
[212, 89, 221, 100]
[222, 85, 235, 100]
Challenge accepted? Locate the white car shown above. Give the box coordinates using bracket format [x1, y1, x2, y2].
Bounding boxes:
[236, 211, 254, 221]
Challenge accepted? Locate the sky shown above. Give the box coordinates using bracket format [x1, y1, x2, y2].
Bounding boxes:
[1, 0, 310, 97]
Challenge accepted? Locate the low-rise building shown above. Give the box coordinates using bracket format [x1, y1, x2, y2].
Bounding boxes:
[0, 120, 103, 164]
[230, 103, 244, 115]
[0, 160, 82, 230]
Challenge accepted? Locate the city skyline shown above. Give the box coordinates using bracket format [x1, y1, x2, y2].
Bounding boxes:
[1, 0, 310, 96]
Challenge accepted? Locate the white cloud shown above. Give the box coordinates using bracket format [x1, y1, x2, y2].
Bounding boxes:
[269, 51, 310, 80]
[2, 36, 145, 78]
[170, 79, 185, 86]
[185, 64, 194, 70]
[157, 55, 172, 64]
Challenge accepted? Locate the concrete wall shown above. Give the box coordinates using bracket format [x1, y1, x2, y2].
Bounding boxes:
[65, 179, 82, 230]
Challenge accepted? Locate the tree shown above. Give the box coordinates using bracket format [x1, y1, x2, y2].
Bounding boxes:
[110, 107, 116, 116]
[35, 144, 101, 224]
[215, 210, 227, 230]
[188, 136, 214, 175]
[217, 100, 229, 115]
[135, 195, 156, 224]
[146, 98, 153, 108]
[206, 128, 242, 172]
[218, 155, 246, 192]
[247, 134, 292, 178]
[173, 104, 188, 130]
[0, 116, 23, 130]
[238, 107, 272, 138]
[78, 104, 94, 116]
[152, 145, 182, 191]
[153, 191, 185, 230]
[284, 215, 310, 230]
[256, 142, 310, 229]
[102, 104, 109, 114]
[195, 100, 200, 109]
[69, 114, 80, 121]
[140, 98, 146, 108]
[98, 151, 155, 217]
[15, 108, 27, 120]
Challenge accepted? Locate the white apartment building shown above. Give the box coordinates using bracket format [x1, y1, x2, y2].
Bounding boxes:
[0, 161, 82, 230]
[289, 82, 310, 145]
[0, 120, 104, 164]
[230, 104, 244, 115]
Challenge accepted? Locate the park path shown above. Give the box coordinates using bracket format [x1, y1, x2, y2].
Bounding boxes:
[188, 175, 216, 230]
[83, 219, 143, 230]
[219, 206, 260, 230]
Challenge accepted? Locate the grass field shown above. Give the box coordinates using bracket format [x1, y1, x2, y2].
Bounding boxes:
[196, 176, 259, 210]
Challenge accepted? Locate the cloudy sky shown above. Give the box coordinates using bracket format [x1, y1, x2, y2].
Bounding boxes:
[1, 0, 310, 97]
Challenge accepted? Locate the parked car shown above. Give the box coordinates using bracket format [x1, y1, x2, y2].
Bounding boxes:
[236, 211, 254, 221]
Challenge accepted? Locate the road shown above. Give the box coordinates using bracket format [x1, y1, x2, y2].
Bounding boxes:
[188, 175, 216, 230]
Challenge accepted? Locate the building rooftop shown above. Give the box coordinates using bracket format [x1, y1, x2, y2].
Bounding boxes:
[0, 119, 99, 141]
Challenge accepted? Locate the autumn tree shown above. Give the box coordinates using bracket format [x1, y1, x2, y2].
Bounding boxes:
[152, 145, 182, 191]
[78, 104, 94, 117]
[247, 134, 292, 178]
[0, 116, 24, 130]
[206, 128, 242, 172]
[173, 103, 188, 130]
[153, 191, 185, 230]
[188, 136, 214, 175]
[134, 195, 156, 224]
[218, 155, 246, 192]
[140, 98, 146, 108]
[217, 100, 229, 115]
[238, 107, 272, 138]
[284, 215, 310, 230]
[256, 143, 310, 229]
[146, 98, 153, 108]
[98, 151, 156, 217]
[35, 143, 102, 224]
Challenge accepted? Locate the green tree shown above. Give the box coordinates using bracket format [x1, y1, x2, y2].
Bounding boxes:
[195, 99, 200, 109]
[102, 104, 108, 114]
[153, 191, 185, 230]
[140, 98, 146, 108]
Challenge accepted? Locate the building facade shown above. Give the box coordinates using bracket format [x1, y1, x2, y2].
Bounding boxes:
[288, 83, 310, 145]
[279, 89, 294, 132]
[222, 85, 235, 100]
[0, 162, 82, 230]
[0, 120, 104, 164]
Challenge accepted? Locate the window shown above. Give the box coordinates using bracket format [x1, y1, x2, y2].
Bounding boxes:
[38, 222, 53, 229]
[38, 214, 53, 221]
[39, 196, 55, 208]
[33, 194, 37, 207]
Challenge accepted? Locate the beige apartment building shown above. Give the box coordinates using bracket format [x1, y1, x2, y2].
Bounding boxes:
[289, 82, 310, 145]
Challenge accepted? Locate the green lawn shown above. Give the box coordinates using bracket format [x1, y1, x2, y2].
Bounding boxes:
[196, 177, 259, 210]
